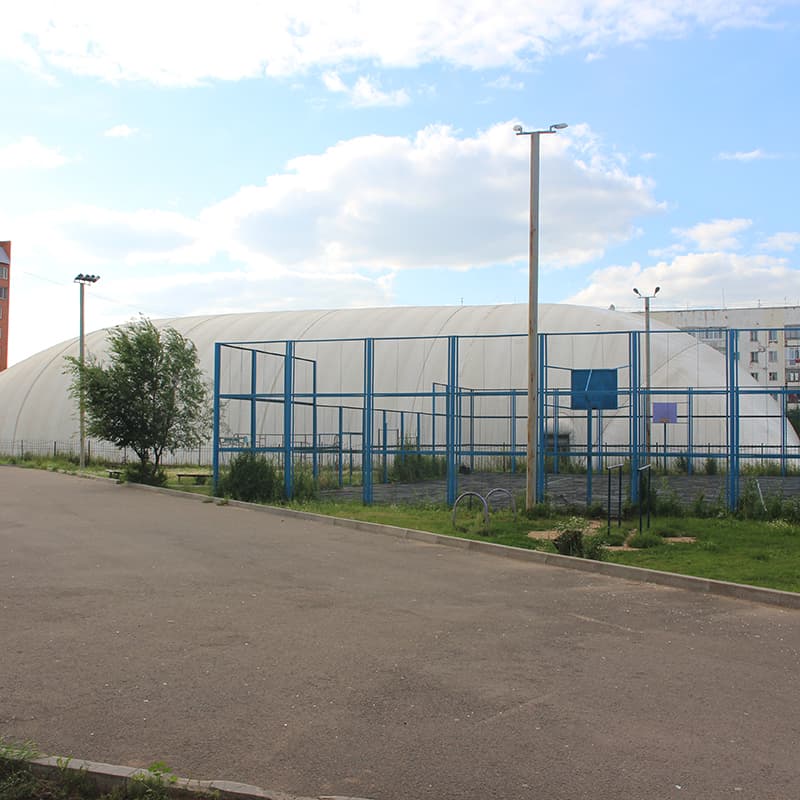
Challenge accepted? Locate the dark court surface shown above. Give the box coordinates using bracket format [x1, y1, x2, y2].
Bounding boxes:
[1, 468, 799, 800]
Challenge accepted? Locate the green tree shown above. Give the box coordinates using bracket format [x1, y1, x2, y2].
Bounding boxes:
[67, 318, 212, 479]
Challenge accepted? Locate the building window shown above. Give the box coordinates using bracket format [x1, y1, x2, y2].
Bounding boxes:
[769, 329, 778, 343]
[751, 372, 760, 381]
[788, 370, 800, 383]
[769, 350, 778, 362]
[750, 330, 759, 342]
[0, 267, 7, 280]
[786, 327, 800, 340]
[769, 372, 779, 382]
[750, 351, 760, 363]
[699, 327, 726, 340]
[0, 287, 7, 300]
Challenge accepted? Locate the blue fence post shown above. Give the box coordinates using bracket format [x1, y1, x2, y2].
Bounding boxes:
[469, 389, 475, 472]
[338, 405, 344, 488]
[781, 387, 787, 477]
[212, 343, 221, 491]
[510, 392, 517, 473]
[630, 331, 641, 505]
[687, 388, 694, 475]
[312, 360, 319, 480]
[250, 349, 258, 451]
[537, 331, 546, 502]
[399, 411, 406, 465]
[446, 336, 459, 506]
[586, 408, 593, 505]
[727, 329, 740, 511]
[431, 381, 437, 461]
[283, 341, 294, 500]
[362, 338, 374, 505]
[382, 410, 389, 483]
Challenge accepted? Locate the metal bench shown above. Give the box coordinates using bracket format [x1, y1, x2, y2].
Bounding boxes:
[176, 472, 212, 485]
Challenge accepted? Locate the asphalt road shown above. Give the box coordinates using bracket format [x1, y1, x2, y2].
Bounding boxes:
[1, 468, 799, 800]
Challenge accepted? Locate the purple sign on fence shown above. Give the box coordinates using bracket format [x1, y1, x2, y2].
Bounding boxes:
[652, 401, 678, 423]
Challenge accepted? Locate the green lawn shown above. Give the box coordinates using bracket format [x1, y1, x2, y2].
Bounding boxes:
[605, 517, 800, 593]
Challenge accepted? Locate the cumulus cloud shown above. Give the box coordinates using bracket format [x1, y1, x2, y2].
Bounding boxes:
[323, 72, 410, 106]
[486, 75, 524, 90]
[2, 1, 780, 86]
[717, 148, 778, 161]
[0, 136, 69, 169]
[674, 218, 752, 251]
[200, 121, 662, 271]
[759, 231, 800, 253]
[568, 251, 798, 310]
[15, 206, 205, 266]
[104, 124, 138, 138]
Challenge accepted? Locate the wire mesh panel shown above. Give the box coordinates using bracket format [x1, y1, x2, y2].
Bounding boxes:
[212, 328, 800, 510]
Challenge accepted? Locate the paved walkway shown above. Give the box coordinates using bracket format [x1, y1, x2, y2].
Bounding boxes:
[1, 468, 799, 800]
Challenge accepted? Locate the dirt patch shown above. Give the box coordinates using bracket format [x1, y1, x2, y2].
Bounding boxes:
[528, 519, 605, 541]
[529, 523, 696, 550]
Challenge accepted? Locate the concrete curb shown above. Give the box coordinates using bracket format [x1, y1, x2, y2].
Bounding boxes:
[16, 755, 373, 800]
[105, 478, 800, 610]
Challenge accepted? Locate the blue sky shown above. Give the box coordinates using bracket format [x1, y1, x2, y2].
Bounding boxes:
[2, 1, 799, 364]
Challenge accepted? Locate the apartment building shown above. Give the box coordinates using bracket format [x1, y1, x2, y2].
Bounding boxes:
[646, 305, 800, 402]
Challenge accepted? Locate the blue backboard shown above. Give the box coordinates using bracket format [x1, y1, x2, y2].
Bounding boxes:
[570, 368, 618, 410]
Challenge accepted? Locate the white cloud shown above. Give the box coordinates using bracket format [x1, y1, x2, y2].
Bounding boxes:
[0, 136, 68, 169]
[674, 218, 752, 251]
[640, 152, 657, 161]
[1, 1, 780, 86]
[760, 232, 800, 252]
[568, 251, 797, 310]
[717, 148, 778, 161]
[201, 121, 662, 271]
[322, 72, 409, 107]
[104, 124, 138, 138]
[486, 75, 524, 90]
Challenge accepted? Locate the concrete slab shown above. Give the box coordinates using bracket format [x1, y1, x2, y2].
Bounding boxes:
[1, 467, 799, 800]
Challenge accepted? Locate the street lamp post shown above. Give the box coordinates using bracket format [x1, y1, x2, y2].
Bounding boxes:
[75, 274, 100, 469]
[515, 122, 568, 510]
[633, 286, 660, 461]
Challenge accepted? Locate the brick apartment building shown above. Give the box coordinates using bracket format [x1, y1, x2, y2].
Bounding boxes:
[0, 241, 9, 371]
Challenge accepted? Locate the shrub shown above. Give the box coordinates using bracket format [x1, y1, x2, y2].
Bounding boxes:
[291, 464, 317, 502]
[552, 516, 586, 556]
[583, 533, 606, 561]
[627, 531, 664, 549]
[124, 461, 167, 487]
[218, 451, 280, 503]
[553, 529, 583, 556]
[737, 477, 768, 520]
[389, 448, 446, 482]
[603, 528, 627, 547]
[704, 457, 718, 475]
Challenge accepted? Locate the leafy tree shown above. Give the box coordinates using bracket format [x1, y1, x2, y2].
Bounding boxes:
[67, 318, 212, 477]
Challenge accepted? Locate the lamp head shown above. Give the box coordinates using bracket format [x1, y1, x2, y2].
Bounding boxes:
[633, 287, 641, 297]
[550, 123, 568, 130]
[513, 124, 523, 134]
[654, 286, 661, 295]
